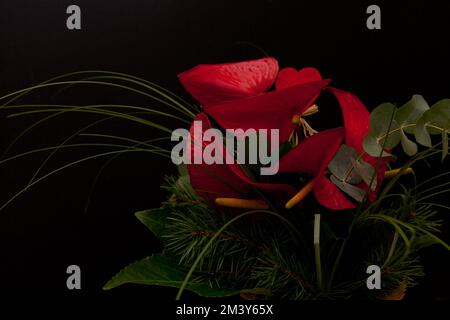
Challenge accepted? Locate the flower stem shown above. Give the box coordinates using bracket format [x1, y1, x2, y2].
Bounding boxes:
[314, 214, 323, 290]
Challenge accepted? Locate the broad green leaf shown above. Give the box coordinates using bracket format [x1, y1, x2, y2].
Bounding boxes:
[240, 288, 272, 296]
[414, 116, 432, 147]
[330, 175, 366, 203]
[400, 130, 418, 156]
[103, 253, 241, 297]
[363, 134, 391, 157]
[421, 99, 450, 134]
[396, 95, 429, 134]
[135, 208, 171, 242]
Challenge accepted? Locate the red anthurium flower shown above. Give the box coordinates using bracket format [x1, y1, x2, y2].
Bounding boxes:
[179, 58, 388, 210]
[186, 113, 253, 204]
[278, 128, 351, 209]
[187, 113, 297, 206]
[203, 79, 330, 143]
[279, 87, 389, 210]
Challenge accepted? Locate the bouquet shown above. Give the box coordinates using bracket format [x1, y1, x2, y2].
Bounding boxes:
[1, 57, 449, 300]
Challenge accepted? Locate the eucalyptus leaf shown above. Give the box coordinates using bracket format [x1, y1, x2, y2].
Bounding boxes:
[363, 103, 401, 157]
[363, 134, 391, 157]
[422, 99, 450, 134]
[103, 253, 241, 297]
[351, 158, 377, 190]
[369, 103, 401, 148]
[328, 145, 362, 184]
[396, 95, 429, 134]
[400, 130, 418, 156]
[414, 116, 432, 147]
[330, 175, 366, 203]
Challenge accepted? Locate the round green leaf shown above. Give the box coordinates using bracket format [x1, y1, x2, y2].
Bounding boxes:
[400, 130, 418, 156]
[363, 133, 391, 157]
[414, 116, 432, 147]
[369, 102, 401, 149]
[424, 99, 450, 134]
[395, 95, 429, 134]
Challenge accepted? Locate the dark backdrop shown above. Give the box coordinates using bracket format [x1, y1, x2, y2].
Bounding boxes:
[0, 0, 449, 299]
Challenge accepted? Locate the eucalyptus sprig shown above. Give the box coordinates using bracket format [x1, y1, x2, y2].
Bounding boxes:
[363, 95, 450, 160]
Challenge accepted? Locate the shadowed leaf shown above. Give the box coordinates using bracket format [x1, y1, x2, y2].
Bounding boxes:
[103, 253, 241, 297]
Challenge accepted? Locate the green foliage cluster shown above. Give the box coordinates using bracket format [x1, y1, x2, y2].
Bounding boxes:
[363, 95, 450, 160]
[104, 164, 449, 300]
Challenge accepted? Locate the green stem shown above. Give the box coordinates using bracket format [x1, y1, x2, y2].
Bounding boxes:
[313, 214, 323, 290]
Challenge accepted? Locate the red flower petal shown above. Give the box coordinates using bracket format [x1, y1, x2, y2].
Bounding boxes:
[276, 67, 322, 90]
[313, 175, 357, 210]
[361, 154, 389, 202]
[329, 87, 391, 207]
[278, 128, 345, 176]
[187, 113, 252, 204]
[205, 79, 330, 143]
[328, 87, 370, 153]
[178, 57, 279, 106]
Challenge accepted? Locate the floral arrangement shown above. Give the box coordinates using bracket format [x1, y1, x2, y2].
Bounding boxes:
[1, 57, 449, 300]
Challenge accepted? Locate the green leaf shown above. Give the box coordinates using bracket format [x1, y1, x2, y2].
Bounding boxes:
[400, 130, 418, 156]
[414, 116, 432, 147]
[414, 99, 450, 147]
[103, 253, 241, 297]
[425, 99, 450, 134]
[363, 134, 391, 157]
[328, 145, 377, 194]
[328, 145, 362, 184]
[396, 95, 429, 134]
[370, 103, 401, 148]
[352, 158, 377, 190]
[363, 103, 400, 156]
[135, 208, 171, 242]
[240, 288, 272, 296]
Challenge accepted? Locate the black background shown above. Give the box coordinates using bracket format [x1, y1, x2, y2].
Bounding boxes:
[0, 0, 449, 300]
